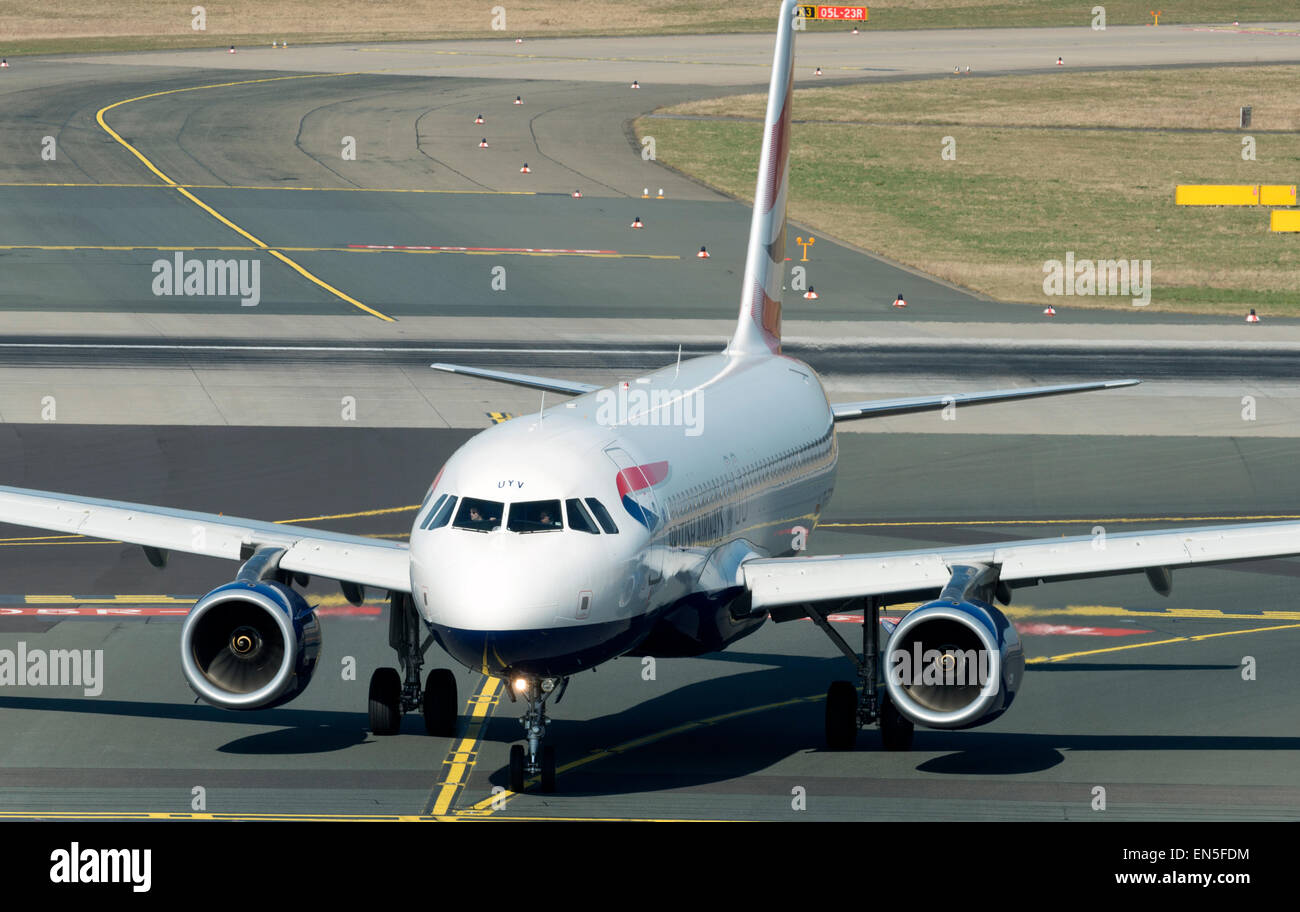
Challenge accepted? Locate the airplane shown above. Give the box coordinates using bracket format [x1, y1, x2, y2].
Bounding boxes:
[4, 0, 1299, 795]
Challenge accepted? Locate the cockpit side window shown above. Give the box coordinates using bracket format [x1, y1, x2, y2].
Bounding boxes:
[453, 497, 503, 532]
[427, 495, 457, 530]
[566, 498, 599, 535]
[508, 500, 563, 533]
[418, 493, 446, 530]
[585, 497, 619, 534]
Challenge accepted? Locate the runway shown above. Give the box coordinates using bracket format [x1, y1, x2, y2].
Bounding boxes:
[1, 22, 1298, 821]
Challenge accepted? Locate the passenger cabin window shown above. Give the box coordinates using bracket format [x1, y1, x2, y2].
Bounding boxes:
[508, 499, 563, 533]
[566, 498, 599, 535]
[453, 497, 503, 532]
[585, 497, 619, 534]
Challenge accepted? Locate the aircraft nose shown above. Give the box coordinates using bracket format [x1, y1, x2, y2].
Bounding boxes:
[413, 534, 593, 630]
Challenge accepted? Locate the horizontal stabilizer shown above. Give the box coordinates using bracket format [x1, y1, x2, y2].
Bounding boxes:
[830, 379, 1139, 422]
[431, 363, 600, 396]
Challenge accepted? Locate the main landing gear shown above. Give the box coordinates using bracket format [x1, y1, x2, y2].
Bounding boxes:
[808, 596, 914, 752]
[368, 592, 458, 737]
[506, 674, 568, 793]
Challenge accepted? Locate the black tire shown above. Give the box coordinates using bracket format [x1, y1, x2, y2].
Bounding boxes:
[879, 692, 915, 751]
[422, 668, 458, 736]
[540, 745, 557, 793]
[509, 744, 526, 793]
[368, 667, 402, 735]
[825, 680, 858, 750]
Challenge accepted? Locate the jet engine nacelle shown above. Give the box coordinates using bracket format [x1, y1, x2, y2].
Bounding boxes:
[180, 580, 321, 710]
[883, 598, 1024, 730]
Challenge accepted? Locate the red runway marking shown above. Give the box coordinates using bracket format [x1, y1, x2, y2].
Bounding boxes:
[0, 604, 382, 617]
[1015, 623, 1152, 637]
[812, 614, 1149, 636]
[349, 244, 618, 255]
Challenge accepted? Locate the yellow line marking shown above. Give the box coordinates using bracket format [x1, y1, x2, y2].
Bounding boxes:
[1028, 623, 1300, 664]
[277, 504, 420, 524]
[0, 810, 717, 822]
[0, 181, 534, 195]
[822, 514, 1300, 529]
[95, 73, 395, 321]
[0, 245, 676, 260]
[1004, 604, 1300, 622]
[429, 676, 501, 816]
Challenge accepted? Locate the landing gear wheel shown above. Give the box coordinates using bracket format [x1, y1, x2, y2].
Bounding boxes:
[825, 680, 858, 750]
[509, 744, 526, 793]
[422, 668, 458, 736]
[879, 693, 914, 751]
[540, 745, 557, 793]
[368, 667, 402, 735]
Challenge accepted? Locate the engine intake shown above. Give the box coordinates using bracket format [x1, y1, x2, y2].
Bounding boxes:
[180, 580, 321, 710]
[883, 597, 1023, 730]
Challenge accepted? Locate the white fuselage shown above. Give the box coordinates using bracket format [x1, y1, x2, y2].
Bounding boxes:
[408, 351, 837, 677]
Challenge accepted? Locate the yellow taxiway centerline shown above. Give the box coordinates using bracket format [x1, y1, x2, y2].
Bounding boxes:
[428, 676, 502, 815]
[95, 72, 396, 321]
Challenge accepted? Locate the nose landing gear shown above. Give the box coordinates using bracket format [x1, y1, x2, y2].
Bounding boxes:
[506, 675, 567, 793]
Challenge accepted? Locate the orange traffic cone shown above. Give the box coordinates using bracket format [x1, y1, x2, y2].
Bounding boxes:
[804, 287, 819, 300]
[1056, 56, 1063, 66]
[1247, 308, 1260, 323]
[572, 190, 583, 198]
[1043, 304, 1057, 315]
[642, 188, 650, 198]
[892, 294, 907, 308]
[478, 138, 489, 148]
[656, 188, 664, 198]
[697, 246, 710, 259]
[475, 115, 484, 124]
[631, 80, 640, 89]
[630, 216, 644, 229]
[514, 96, 523, 105]
[520, 163, 530, 173]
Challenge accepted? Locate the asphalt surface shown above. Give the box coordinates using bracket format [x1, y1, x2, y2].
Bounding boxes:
[0, 427, 1297, 820]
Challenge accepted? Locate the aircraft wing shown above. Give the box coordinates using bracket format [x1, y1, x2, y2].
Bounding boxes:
[431, 363, 600, 396]
[830, 379, 1139, 422]
[743, 520, 1300, 613]
[0, 485, 411, 593]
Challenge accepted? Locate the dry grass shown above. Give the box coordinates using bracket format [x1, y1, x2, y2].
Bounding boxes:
[640, 66, 1300, 314]
[0, 1, 1294, 53]
[665, 67, 1300, 132]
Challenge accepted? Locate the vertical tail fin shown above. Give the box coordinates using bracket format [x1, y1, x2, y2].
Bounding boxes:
[727, 0, 799, 357]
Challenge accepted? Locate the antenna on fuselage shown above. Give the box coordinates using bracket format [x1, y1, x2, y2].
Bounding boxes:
[675, 343, 682, 378]
[539, 390, 545, 426]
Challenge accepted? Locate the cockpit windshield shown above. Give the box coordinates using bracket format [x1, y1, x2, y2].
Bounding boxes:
[453, 497, 503, 532]
[508, 499, 563, 533]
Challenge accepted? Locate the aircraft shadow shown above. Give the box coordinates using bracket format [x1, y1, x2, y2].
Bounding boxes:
[476, 652, 1296, 795]
[0, 695, 374, 754]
